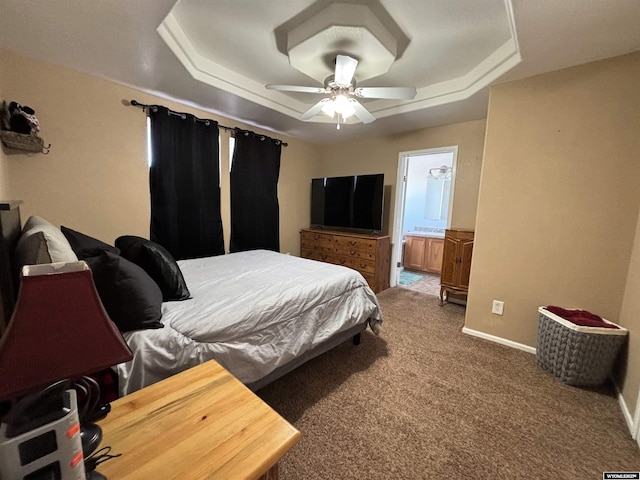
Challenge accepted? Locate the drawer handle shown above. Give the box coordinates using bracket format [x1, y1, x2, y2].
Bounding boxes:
[360, 263, 367, 268]
[348, 241, 357, 246]
[340, 259, 347, 265]
[350, 250, 357, 256]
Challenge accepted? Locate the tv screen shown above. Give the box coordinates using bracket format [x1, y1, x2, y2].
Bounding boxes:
[311, 174, 384, 234]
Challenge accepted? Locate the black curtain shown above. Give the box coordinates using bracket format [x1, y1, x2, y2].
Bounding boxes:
[230, 129, 281, 252]
[149, 106, 224, 260]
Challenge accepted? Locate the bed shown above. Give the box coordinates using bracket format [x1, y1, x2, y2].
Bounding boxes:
[0, 202, 382, 396]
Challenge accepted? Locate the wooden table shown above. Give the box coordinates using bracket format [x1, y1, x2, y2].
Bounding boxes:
[95, 360, 300, 479]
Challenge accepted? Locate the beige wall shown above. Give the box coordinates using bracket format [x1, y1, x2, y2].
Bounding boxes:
[618, 209, 640, 421]
[466, 52, 640, 416]
[319, 119, 487, 237]
[0, 48, 321, 255]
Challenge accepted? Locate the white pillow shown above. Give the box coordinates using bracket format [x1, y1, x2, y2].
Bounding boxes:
[15, 215, 79, 267]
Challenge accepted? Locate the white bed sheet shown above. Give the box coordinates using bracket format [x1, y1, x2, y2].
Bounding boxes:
[115, 249, 382, 396]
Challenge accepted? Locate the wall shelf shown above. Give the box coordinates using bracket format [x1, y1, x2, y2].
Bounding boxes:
[0, 131, 50, 154]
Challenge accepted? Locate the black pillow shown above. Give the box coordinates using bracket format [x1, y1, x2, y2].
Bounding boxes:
[85, 251, 164, 333]
[61, 226, 120, 260]
[115, 235, 191, 302]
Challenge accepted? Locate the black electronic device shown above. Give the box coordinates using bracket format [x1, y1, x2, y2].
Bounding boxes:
[311, 173, 384, 234]
[0, 383, 85, 479]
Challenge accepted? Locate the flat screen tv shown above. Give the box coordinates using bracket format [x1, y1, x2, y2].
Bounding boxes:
[310, 173, 384, 235]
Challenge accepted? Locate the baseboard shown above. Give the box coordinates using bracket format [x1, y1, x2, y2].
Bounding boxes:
[612, 379, 636, 440]
[636, 392, 640, 447]
[461, 327, 537, 354]
[633, 383, 640, 445]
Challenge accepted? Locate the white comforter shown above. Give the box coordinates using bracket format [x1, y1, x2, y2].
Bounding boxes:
[116, 250, 382, 396]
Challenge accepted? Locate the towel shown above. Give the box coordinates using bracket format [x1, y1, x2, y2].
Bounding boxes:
[545, 306, 619, 329]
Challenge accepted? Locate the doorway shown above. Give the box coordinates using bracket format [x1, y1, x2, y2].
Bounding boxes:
[390, 146, 458, 288]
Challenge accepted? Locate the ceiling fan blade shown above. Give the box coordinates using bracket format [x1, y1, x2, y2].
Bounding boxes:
[266, 84, 327, 94]
[299, 99, 331, 121]
[350, 99, 376, 124]
[334, 55, 358, 86]
[354, 86, 417, 100]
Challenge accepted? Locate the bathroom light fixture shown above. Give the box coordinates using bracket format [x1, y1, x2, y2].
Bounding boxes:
[428, 166, 451, 179]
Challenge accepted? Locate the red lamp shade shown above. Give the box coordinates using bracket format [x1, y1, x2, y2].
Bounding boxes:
[0, 261, 133, 402]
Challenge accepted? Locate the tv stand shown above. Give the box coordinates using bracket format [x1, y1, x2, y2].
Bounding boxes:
[300, 229, 390, 293]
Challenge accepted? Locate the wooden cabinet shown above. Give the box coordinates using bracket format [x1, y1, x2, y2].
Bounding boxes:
[300, 229, 391, 293]
[425, 237, 445, 273]
[440, 229, 474, 305]
[404, 235, 444, 274]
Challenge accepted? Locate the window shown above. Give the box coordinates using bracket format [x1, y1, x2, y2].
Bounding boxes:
[229, 135, 235, 172]
[146, 116, 153, 167]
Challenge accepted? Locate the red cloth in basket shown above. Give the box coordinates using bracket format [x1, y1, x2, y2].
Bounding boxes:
[545, 306, 619, 329]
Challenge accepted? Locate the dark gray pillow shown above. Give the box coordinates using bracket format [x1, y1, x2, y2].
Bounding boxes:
[115, 236, 191, 302]
[15, 216, 78, 268]
[61, 226, 120, 260]
[85, 251, 163, 333]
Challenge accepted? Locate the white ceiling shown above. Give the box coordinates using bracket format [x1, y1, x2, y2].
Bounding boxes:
[0, 0, 639, 145]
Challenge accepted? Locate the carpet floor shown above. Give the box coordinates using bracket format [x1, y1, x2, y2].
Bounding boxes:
[258, 287, 640, 479]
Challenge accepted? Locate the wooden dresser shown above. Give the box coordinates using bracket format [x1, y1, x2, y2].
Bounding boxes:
[300, 229, 390, 293]
[440, 229, 474, 306]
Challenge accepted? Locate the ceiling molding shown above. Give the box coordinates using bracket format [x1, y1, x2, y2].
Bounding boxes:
[370, 39, 522, 117]
[5, 0, 635, 143]
[159, 0, 521, 125]
[158, 13, 308, 118]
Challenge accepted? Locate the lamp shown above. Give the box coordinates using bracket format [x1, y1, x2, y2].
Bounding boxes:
[0, 261, 133, 479]
[321, 94, 356, 130]
[428, 165, 452, 179]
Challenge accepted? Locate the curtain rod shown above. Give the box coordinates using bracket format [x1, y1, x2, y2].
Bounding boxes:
[129, 100, 288, 147]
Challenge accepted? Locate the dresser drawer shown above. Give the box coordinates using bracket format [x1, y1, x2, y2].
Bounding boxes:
[342, 257, 376, 274]
[331, 244, 376, 260]
[328, 255, 376, 274]
[301, 250, 375, 274]
[300, 229, 390, 294]
[332, 235, 377, 251]
[301, 248, 329, 262]
[301, 237, 334, 253]
[360, 272, 376, 289]
[300, 231, 334, 245]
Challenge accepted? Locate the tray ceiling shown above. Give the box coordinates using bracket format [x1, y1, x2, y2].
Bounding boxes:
[0, 0, 639, 144]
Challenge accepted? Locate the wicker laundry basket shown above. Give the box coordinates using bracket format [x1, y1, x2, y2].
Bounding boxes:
[536, 307, 627, 387]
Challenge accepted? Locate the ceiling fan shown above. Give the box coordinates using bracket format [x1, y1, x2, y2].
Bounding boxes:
[266, 55, 417, 129]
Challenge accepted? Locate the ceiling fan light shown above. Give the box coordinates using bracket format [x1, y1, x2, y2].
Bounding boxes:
[334, 94, 350, 111]
[341, 103, 355, 120]
[321, 101, 336, 118]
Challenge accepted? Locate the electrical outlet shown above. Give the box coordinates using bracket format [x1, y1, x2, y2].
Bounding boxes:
[492, 300, 504, 315]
